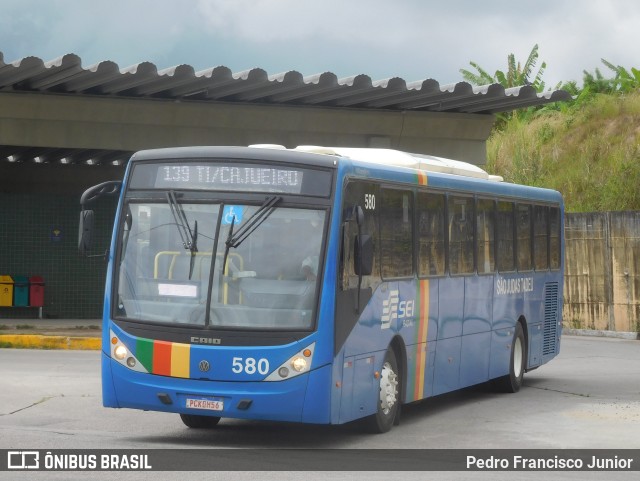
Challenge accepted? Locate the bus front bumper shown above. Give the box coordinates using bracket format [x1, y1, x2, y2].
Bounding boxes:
[102, 352, 331, 424]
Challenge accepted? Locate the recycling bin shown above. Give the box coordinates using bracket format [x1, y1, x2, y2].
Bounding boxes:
[13, 276, 29, 306]
[29, 276, 45, 307]
[0, 275, 13, 306]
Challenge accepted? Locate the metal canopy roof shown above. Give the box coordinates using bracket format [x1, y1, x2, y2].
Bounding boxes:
[0, 52, 571, 166]
[0, 52, 570, 113]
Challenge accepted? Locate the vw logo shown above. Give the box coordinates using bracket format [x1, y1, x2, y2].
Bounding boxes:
[198, 360, 211, 372]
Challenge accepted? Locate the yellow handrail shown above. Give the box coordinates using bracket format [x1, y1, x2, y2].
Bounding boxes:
[152, 251, 244, 304]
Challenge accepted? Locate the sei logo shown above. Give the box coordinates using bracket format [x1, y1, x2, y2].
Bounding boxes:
[381, 289, 415, 329]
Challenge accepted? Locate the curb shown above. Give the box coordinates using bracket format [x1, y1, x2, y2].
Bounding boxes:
[563, 329, 640, 340]
[0, 334, 101, 350]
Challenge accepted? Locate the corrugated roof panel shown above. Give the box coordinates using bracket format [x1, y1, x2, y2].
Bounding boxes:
[202, 67, 269, 99]
[363, 78, 441, 108]
[394, 81, 474, 110]
[231, 70, 305, 101]
[26, 54, 84, 90]
[95, 61, 158, 94]
[268, 72, 339, 102]
[131, 64, 196, 96]
[62, 61, 122, 92]
[332, 77, 407, 107]
[0, 51, 572, 113]
[297, 74, 374, 105]
[172, 66, 234, 98]
[0, 55, 46, 87]
[466, 89, 571, 114]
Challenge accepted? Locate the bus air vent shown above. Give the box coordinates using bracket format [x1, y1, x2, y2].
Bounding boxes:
[543, 282, 559, 356]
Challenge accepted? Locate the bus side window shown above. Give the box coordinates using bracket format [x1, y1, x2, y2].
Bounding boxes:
[448, 196, 474, 275]
[380, 188, 413, 279]
[417, 192, 445, 276]
[476, 199, 495, 274]
[517, 204, 533, 271]
[340, 220, 354, 290]
[497, 201, 515, 272]
[534, 205, 549, 270]
[549, 206, 561, 270]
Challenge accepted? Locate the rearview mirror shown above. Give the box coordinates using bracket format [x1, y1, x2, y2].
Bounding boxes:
[78, 210, 95, 255]
[354, 234, 373, 276]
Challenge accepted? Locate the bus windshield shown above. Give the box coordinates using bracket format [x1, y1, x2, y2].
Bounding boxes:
[115, 199, 326, 330]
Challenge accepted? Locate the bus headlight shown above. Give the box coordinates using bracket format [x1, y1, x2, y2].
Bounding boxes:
[110, 330, 148, 374]
[264, 342, 315, 381]
[114, 344, 128, 360]
[291, 356, 307, 372]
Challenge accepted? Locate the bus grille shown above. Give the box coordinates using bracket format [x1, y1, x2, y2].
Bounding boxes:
[543, 282, 559, 355]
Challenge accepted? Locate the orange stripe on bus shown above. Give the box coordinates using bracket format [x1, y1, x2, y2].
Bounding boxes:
[413, 279, 430, 400]
[153, 340, 173, 376]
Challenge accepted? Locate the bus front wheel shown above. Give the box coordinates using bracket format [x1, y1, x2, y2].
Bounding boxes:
[494, 322, 526, 393]
[179, 414, 221, 429]
[366, 348, 400, 433]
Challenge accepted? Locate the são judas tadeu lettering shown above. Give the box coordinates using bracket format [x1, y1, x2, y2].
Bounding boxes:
[496, 277, 534, 296]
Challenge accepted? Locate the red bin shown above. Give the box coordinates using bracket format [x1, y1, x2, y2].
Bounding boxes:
[29, 276, 45, 307]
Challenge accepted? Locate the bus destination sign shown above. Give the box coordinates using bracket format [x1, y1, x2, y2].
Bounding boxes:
[131, 162, 331, 196]
[158, 164, 302, 193]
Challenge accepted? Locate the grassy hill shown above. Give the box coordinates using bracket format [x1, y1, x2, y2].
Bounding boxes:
[486, 90, 640, 212]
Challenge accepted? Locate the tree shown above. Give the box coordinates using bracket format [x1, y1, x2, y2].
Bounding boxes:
[601, 59, 640, 93]
[578, 59, 639, 99]
[460, 44, 548, 92]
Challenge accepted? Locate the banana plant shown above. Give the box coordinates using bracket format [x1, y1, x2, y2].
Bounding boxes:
[460, 44, 547, 92]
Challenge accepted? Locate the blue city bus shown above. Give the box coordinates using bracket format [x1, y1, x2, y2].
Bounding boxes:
[79, 145, 563, 433]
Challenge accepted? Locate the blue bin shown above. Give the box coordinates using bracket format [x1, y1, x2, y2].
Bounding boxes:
[13, 275, 29, 306]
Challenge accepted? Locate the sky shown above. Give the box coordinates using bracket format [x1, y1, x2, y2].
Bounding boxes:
[1, 0, 639, 89]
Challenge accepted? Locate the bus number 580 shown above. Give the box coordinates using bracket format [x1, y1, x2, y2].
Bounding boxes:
[364, 193, 376, 210]
[232, 357, 270, 375]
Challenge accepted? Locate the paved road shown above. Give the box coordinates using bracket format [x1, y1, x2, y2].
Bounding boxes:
[0, 335, 639, 480]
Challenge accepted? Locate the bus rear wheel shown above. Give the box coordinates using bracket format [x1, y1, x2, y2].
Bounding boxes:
[179, 414, 221, 429]
[366, 348, 400, 433]
[494, 322, 525, 393]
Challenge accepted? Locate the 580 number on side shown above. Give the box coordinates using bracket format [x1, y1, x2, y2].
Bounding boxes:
[364, 193, 376, 210]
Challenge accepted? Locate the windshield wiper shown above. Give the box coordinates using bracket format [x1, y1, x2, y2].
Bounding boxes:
[221, 195, 280, 275]
[226, 196, 280, 249]
[166, 190, 198, 279]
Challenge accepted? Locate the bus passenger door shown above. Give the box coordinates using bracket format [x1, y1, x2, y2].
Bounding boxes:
[334, 181, 381, 423]
[335, 181, 380, 357]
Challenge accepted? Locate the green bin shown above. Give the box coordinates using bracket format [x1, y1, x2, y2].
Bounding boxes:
[0, 275, 13, 306]
[13, 275, 29, 306]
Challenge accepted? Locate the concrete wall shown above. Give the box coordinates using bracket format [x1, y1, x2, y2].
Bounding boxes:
[0, 92, 495, 166]
[564, 212, 640, 333]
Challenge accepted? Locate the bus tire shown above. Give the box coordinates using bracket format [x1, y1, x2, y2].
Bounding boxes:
[366, 348, 400, 433]
[179, 414, 221, 429]
[494, 322, 526, 393]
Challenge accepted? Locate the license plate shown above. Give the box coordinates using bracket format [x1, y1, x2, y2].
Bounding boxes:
[185, 398, 223, 411]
